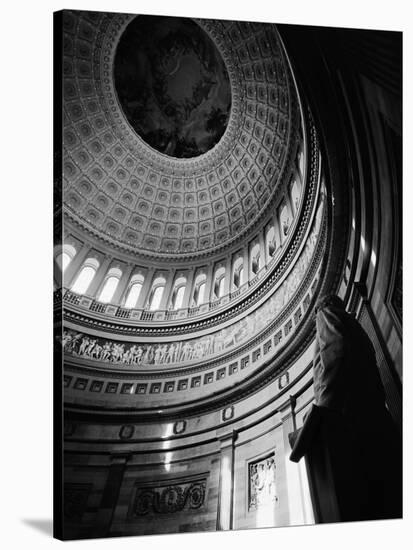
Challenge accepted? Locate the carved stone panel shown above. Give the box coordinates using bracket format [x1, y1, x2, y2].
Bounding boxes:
[132, 477, 207, 516]
[248, 454, 278, 510]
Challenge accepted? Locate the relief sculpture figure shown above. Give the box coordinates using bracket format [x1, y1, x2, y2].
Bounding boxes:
[61, 216, 323, 368]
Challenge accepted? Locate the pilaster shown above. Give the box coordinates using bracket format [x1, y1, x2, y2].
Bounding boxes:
[63, 243, 91, 288]
[216, 430, 237, 531]
[278, 397, 314, 526]
[87, 256, 112, 298]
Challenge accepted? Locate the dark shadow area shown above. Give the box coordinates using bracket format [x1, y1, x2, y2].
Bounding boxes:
[22, 519, 53, 537]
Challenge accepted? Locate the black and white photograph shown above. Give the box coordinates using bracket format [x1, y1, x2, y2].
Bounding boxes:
[52, 7, 403, 541]
[3, 2, 410, 549]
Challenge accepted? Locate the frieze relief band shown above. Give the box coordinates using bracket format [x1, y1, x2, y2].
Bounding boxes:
[62, 193, 324, 368]
[60, 116, 320, 339]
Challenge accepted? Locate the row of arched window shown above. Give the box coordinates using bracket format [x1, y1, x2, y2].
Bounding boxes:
[57, 145, 304, 311]
[57, 219, 290, 311]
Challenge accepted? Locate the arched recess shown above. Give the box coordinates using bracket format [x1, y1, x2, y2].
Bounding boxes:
[192, 273, 207, 306]
[55, 244, 77, 273]
[232, 256, 244, 289]
[147, 275, 166, 311]
[213, 266, 226, 299]
[170, 276, 187, 310]
[250, 243, 261, 275]
[279, 203, 291, 240]
[290, 178, 301, 215]
[265, 226, 277, 260]
[98, 267, 123, 303]
[71, 257, 100, 295]
[124, 273, 144, 309]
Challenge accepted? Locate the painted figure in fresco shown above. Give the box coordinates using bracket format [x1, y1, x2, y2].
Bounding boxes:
[180, 342, 192, 362]
[166, 343, 176, 364]
[101, 342, 112, 361]
[203, 335, 214, 355]
[126, 345, 136, 364]
[78, 336, 90, 356]
[222, 326, 236, 349]
[134, 346, 144, 364]
[62, 330, 72, 349]
[193, 340, 203, 359]
[152, 345, 160, 364]
[63, 330, 81, 353]
[174, 342, 182, 363]
[140, 345, 149, 363]
[145, 345, 155, 364]
[85, 338, 97, 356]
[90, 343, 102, 359]
[214, 330, 223, 353]
[154, 345, 162, 364]
[111, 343, 124, 362]
[72, 333, 83, 354]
[122, 347, 132, 364]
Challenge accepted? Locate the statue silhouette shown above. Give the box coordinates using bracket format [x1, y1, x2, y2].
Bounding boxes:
[291, 294, 402, 522]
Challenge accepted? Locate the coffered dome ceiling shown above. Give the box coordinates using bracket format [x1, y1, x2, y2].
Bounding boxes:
[62, 12, 299, 260]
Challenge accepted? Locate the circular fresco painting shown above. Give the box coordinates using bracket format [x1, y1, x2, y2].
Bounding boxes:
[114, 16, 232, 158]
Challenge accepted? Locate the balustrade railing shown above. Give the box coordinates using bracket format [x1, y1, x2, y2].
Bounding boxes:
[165, 309, 179, 321]
[89, 300, 107, 314]
[188, 305, 200, 317]
[209, 298, 222, 310]
[141, 310, 155, 321]
[61, 252, 277, 324]
[64, 289, 81, 305]
[230, 287, 242, 300]
[115, 307, 132, 319]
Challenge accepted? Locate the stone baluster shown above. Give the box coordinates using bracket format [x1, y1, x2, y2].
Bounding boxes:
[216, 430, 237, 531]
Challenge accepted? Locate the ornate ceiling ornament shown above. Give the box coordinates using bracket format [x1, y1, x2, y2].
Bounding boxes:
[62, 11, 299, 260]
